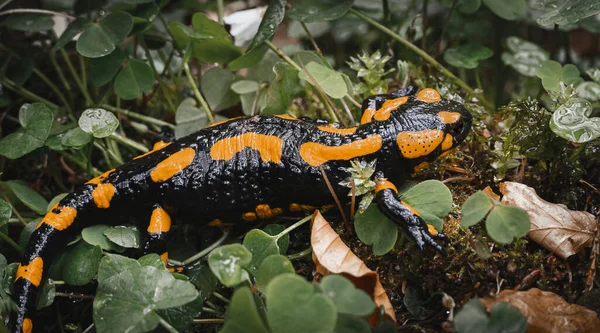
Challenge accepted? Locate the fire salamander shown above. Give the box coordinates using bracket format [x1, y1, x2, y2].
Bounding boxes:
[12, 86, 472, 333]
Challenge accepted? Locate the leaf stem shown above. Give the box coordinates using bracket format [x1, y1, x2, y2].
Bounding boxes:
[158, 317, 180, 333]
[109, 133, 148, 153]
[212, 291, 230, 304]
[58, 48, 93, 106]
[0, 78, 59, 109]
[264, 40, 301, 71]
[300, 21, 323, 56]
[182, 47, 214, 124]
[216, 0, 224, 25]
[349, 8, 494, 110]
[168, 228, 230, 267]
[0, 230, 23, 254]
[140, 38, 176, 110]
[192, 318, 224, 324]
[275, 212, 321, 241]
[101, 104, 175, 129]
[287, 246, 312, 260]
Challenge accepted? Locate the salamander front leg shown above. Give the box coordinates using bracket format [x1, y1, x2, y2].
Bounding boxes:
[374, 178, 446, 255]
[144, 204, 171, 265]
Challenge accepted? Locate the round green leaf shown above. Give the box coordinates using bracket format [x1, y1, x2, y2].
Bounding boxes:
[263, 62, 303, 115]
[175, 98, 208, 139]
[190, 13, 241, 64]
[398, 180, 453, 218]
[247, 0, 286, 52]
[62, 241, 103, 286]
[354, 205, 397, 256]
[488, 302, 528, 332]
[2, 181, 48, 215]
[320, 275, 376, 317]
[208, 244, 252, 287]
[3, 14, 54, 32]
[334, 313, 372, 333]
[78, 108, 120, 138]
[114, 59, 154, 100]
[89, 49, 126, 86]
[256, 255, 295, 291]
[61, 127, 93, 148]
[229, 44, 268, 71]
[444, 44, 493, 69]
[262, 224, 289, 254]
[36, 279, 56, 310]
[19, 220, 38, 251]
[0, 103, 54, 159]
[287, 0, 355, 22]
[266, 274, 337, 333]
[103, 226, 140, 248]
[550, 97, 600, 143]
[187, 261, 218, 298]
[298, 61, 348, 99]
[535, 60, 582, 92]
[243, 229, 280, 274]
[82, 224, 124, 251]
[454, 298, 489, 332]
[76, 12, 133, 58]
[201, 67, 239, 111]
[138, 254, 165, 269]
[460, 191, 494, 227]
[501, 37, 548, 77]
[0, 199, 12, 227]
[483, 0, 526, 21]
[53, 17, 92, 51]
[485, 204, 530, 243]
[231, 80, 260, 94]
[94, 254, 199, 333]
[221, 287, 270, 333]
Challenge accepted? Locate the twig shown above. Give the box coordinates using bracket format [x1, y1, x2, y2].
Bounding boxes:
[441, 176, 474, 184]
[300, 21, 323, 56]
[193, 318, 224, 324]
[319, 166, 349, 227]
[101, 104, 175, 129]
[182, 46, 214, 124]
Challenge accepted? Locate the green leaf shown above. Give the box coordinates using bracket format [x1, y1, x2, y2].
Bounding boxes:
[187, 261, 218, 297]
[61, 127, 93, 148]
[536, 60, 582, 92]
[97, 253, 139, 283]
[485, 204, 530, 243]
[577, 82, 600, 101]
[256, 255, 295, 291]
[208, 244, 252, 287]
[78, 108, 120, 138]
[247, 0, 286, 52]
[354, 205, 397, 256]
[263, 62, 303, 114]
[6, 58, 34, 86]
[0, 200, 11, 228]
[89, 49, 126, 86]
[501, 37, 549, 77]
[320, 275, 376, 317]
[2, 181, 48, 215]
[201, 67, 239, 111]
[298, 61, 348, 99]
[0, 103, 54, 159]
[537, 0, 600, 26]
[287, 0, 356, 22]
[3, 14, 54, 32]
[175, 98, 208, 139]
[221, 287, 270, 333]
[444, 44, 493, 69]
[483, 0, 526, 21]
[47, 193, 68, 211]
[243, 229, 280, 274]
[36, 279, 56, 310]
[190, 13, 241, 64]
[53, 17, 92, 51]
[229, 45, 268, 71]
[454, 298, 527, 333]
[138, 254, 165, 269]
[262, 224, 289, 254]
[62, 241, 103, 286]
[82, 224, 125, 252]
[457, 0, 482, 14]
[267, 274, 337, 333]
[460, 191, 494, 227]
[103, 226, 140, 248]
[231, 80, 260, 94]
[334, 313, 372, 333]
[114, 59, 154, 100]
[94, 254, 199, 333]
[156, 296, 203, 332]
[19, 220, 38, 251]
[399, 180, 453, 218]
[76, 12, 133, 58]
[550, 97, 600, 143]
[454, 298, 489, 332]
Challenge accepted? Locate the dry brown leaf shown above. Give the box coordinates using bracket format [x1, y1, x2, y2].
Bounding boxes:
[310, 211, 396, 326]
[480, 288, 600, 333]
[483, 185, 500, 201]
[500, 182, 596, 259]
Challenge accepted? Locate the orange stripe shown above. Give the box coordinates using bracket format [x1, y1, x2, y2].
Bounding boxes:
[91, 183, 115, 209]
[299, 135, 382, 167]
[413, 161, 429, 172]
[373, 96, 408, 121]
[150, 148, 196, 182]
[148, 206, 171, 233]
[416, 88, 441, 103]
[22, 318, 32, 333]
[360, 108, 376, 124]
[86, 169, 115, 185]
[16, 257, 43, 287]
[438, 111, 461, 124]
[397, 129, 444, 159]
[207, 116, 243, 128]
[274, 115, 298, 121]
[210, 132, 283, 163]
[160, 252, 168, 265]
[401, 200, 420, 217]
[133, 142, 171, 160]
[442, 134, 453, 150]
[317, 126, 357, 135]
[375, 179, 398, 193]
[36, 203, 77, 230]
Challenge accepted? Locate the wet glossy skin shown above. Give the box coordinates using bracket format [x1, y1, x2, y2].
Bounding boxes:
[11, 86, 472, 333]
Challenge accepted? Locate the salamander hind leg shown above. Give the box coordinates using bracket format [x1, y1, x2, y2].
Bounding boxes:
[143, 204, 172, 266]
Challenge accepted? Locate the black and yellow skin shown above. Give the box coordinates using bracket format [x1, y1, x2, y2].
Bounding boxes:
[11, 86, 471, 333]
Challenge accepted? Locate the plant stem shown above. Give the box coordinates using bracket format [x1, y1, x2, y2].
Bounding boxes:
[288, 247, 312, 260]
[182, 49, 214, 124]
[0, 8, 75, 19]
[177, 229, 229, 266]
[140, 38, 176, 110]
[50, 50, 74, 104]
[109, 133, 149, 153]
[101, 104, 175, 129]
[0, 78, 59, 108]
[216, 0, 224, 25]
[0, 230, 23, 253]
[158, 317, 179, 333]
[275, 213, 316, 241]
[300, 21, 323, 56]
[192, 319, 224, 324]
[212, 291, 230, 304]
[264, 40, 302, 71]
[349, 8, 494, 110]
[59, 48, 93, 106]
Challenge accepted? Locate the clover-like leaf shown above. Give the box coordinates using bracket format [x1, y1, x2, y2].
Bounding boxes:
[114, 59, 154, 100]
[444, 44, 493, 69]
[79, 108, 120, 138]
[61, 127, 93, 148]
[175, 98, 208, 139]
[320, 275, 376, 317]
[485, 204, 530, 244]
[266, 274, 337, 333]
[221, 287, 270, 333]
[2, 180, 48, 215]
[82, 225, 124, 252]
[190, 13, 241, 64]
[398, 180, 453, 219]
[103, 226, 140, 249]
[454, 298, 527, 333]
[208, 244, 252, 287]
[298, 61, 347, 99]
[536, 60, 582, 92]
[76, 12, 133, 58]
[263, 62, 302, 114]
[460, 191, 494, 227]
[550, 98, 600, 143]
[89, 49, 126, 87]
[53, 17, 92, 51]
[61, 241, 102, 286]
[242, 229, 280, 274]
[256, 255, 295, 291]
[501, 37, 549, 77]
[287, 0, 355, 22]
[354, 205, 398, 256]
[0, 103, 54, 159]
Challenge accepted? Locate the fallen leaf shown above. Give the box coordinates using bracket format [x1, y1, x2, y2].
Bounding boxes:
[500, 182, 596, 259]
[480, 288, 600, 333]
[483, 186, 500, 201]
[310, 211, 396, 326]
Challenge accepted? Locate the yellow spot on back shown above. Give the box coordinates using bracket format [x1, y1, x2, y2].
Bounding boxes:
[22, 318, 32, 333]
[397, 129, 444, 159]
[299, 135, 383, 167]
[243, 212, 257, 222]
[316, 126, 357, 135]
[208, 219, 222, 226]
[442, 133, 453, 150]
[401, 200, 420, 217]
[16, 257, 43, 287]
[274, 115, 298, 120]
[36, 203, 77, 230]
[150, 148, 196, 182]
[438, 111, 461, 124]
[375, 179, 398, 193]
[360, 108, 376, 124]
[373, 96, 408, 121]
[91, 183, 115, 209]
[416, 88, 441, 103]
[207, 116, 242, 128]
[210, 132, 283, 163]
[133, 142, 171, 160]
[414, 161, 429, 172]
[86, 169, 115, 185]
[255, 204, 283, 219]
[427, 224, 438, 236]
[148, 206, 171, 233]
